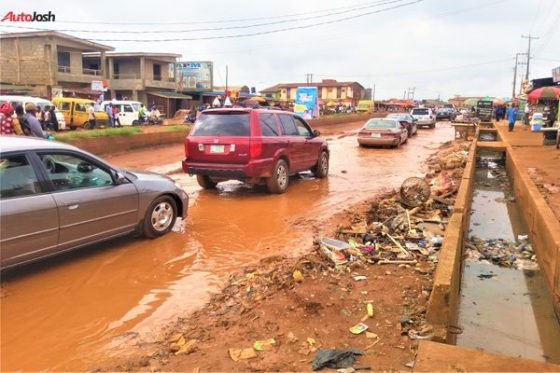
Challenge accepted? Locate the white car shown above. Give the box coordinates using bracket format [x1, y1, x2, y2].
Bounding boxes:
[100, 100, 142, 126]
[0, 95, 67, 130]
[410, 108, 436, 128]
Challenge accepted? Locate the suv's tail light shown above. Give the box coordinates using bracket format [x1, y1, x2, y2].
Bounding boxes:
[184, 138, 189, 159]
[250, 138, 262, 158]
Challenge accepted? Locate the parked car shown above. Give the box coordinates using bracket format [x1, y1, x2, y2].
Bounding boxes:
[53, 97, 109, 129]
[0, 136, 188, 270]
[182, 108, 329, 194]
[410, 107, 436, 128]
[385, 113, 418, 137]
[100, 100, 142, 126]
[357, 118, 408, 148]
[436, 107, 456, 121]
[356, 100, 373, 114]
[0, 95, 67, 130]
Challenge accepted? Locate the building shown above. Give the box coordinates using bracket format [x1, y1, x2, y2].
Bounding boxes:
[83, 52, 192, 118]
[0, 31, 191, 118]
[0, 31, 113, 98]
[260, 79, 365, 106]
[448, 96, 483, 108]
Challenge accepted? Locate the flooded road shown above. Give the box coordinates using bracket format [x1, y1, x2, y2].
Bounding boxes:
[1, 121, 453, 371]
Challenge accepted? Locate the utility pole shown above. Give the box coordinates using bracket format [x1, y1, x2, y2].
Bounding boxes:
[371, 84, 376, 112]
[512, 52, 527, 98]
[521, 34, 539, 81]
[305, 73, 313, 86]
[225, 65, 228, 97]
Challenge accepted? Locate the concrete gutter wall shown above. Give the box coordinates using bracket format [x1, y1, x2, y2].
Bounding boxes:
[505, 145, 560, 317]
[426, 138, 477, 343]
[64, 130, 189, 156]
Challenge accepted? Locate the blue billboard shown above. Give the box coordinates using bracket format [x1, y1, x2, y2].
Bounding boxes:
[294, 87, 319, 119]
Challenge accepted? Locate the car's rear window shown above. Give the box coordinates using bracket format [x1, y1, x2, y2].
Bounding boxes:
[365, 119, 397, 129]
[412, 109, 429, 115]
[191, 112, 250, 136]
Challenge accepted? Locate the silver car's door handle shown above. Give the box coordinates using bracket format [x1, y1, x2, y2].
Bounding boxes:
[65, 201, 80, 210]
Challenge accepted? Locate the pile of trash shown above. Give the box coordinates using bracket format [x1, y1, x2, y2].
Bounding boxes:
[465, 236, 538, 270]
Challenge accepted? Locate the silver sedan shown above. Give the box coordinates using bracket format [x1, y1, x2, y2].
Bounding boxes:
[0, 136, 188, 270]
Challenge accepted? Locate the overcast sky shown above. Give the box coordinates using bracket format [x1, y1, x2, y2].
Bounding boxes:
[1, 0, 559, 100]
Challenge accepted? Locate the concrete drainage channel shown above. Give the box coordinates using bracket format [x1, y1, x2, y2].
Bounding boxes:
[416, 126, 560, 371]
[457, 150, 560, 362]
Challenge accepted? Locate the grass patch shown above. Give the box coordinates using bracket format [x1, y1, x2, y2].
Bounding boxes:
[163, 124, 192, 132]
[55, 127, 143, 141]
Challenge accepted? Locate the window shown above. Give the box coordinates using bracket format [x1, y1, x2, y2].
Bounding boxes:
[0, 155, 42, 198]
[57, 51, 70, 70]
[278, 115, 298, 136]
[191, 113, 250, 136]
[294, 117, 312, 137]
[153, 64, 162, 81]
[74, 103, 86, 112]
[123, 104, 133, 113]
[412, 109, 429, 115]
[38, 153, 113, 191]
[58, 102, 70, 111]
[259, 113, 278, 136]
[113, 62, 120, 76]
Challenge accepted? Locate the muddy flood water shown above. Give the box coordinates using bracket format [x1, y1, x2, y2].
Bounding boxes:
[1, 122, 453, 371]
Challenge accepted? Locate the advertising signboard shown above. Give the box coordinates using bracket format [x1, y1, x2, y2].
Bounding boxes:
[293, 86, 319, 119]
[91, 80, 104, 92]
[176, 61, 213, 91]
[553, 66, 560, 83]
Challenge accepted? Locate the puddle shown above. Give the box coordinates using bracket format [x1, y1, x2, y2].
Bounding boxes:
[457, 150, 560, 363]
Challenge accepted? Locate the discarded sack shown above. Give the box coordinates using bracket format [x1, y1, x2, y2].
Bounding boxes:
[312, 348, 363, 371]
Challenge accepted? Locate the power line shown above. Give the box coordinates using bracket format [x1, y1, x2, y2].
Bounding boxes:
[521, 34, 539, 80]
[52, 0, 393, 25]
[0, 0, 408, 34]
[0, 0, 424, 42]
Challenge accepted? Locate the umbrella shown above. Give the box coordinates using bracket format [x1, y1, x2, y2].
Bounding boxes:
[528, 86, 560, 104]
[249, 96, 267, 103]
[493, 98, 505, 106]
[326, 101, 337, 107]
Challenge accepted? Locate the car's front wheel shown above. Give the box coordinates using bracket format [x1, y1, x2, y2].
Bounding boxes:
[143, 195, 177, 238]
[312, 151, 329, 178]
[267, 159, 289, 194]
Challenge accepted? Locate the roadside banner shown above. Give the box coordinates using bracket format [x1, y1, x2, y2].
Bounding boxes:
[553, 66, 560, 83]
[294, 87, 319, 119]
[91, 80, 104, 92]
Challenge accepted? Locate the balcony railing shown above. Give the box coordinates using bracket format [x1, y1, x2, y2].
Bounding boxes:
[153, 74, 162, 81]
[58, 65, 71, 73]
[83, 68, 102, 76]
[114, 73, 140, 79]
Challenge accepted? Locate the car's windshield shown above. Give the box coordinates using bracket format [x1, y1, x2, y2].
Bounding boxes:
[412, 109, 429, 115]
[191, 112, 251, 136]
[365, 119, 397, 129]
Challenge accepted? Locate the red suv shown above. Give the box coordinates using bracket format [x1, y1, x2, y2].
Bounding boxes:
[182, 108, 329, 193]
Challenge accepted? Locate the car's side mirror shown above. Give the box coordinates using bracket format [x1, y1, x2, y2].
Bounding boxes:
[313, 129, 320, 137]
[112, 170, 127, 185]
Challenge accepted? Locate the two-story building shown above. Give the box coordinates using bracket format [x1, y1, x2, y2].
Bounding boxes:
[83, 52, 192, 117]
[0, 31, 191, 118]
[260, 79, 365, 106]
[0, 31, 113, 98]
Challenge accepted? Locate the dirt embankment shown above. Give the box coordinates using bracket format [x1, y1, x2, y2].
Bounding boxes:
[98, 140, 471, 372]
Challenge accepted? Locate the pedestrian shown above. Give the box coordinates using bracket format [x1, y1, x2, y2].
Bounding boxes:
[138, 104, 146, 124]
[87, 103, 96, 129]
[24, 102, 49, 138]
[524, 103, 531, 125]
[105, 103, 114, 127]
[506, 103, 519, 132]
[112, 104, 121, 127]
[0, 102, 23, 135]
[15, 105, 31, 135]
[39, 106, 47, 129]
[48, 105, 59, 131]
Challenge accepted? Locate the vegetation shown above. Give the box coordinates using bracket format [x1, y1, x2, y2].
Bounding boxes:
[162, 124, 192, 132]
[55, 127, 143, 141]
